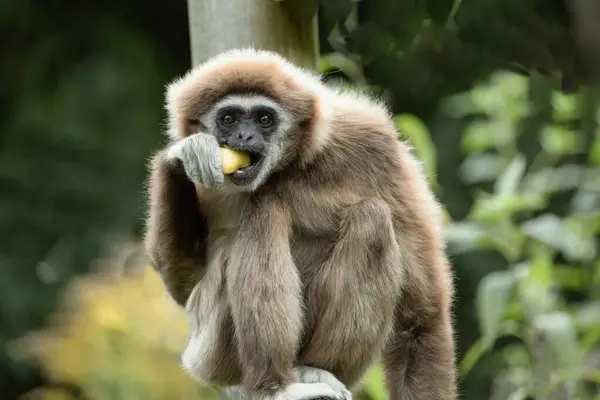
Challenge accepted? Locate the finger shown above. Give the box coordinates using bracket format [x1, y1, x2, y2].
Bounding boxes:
[166, 139, 185, 162]
[189, 135, 224, 185]
[182, 142, 205, 184]
[191, 133, 221, 154]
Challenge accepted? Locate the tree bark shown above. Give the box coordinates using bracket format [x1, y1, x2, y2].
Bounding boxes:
[187, 0, 319, 69]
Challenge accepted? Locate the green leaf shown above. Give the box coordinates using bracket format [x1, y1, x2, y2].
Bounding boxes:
[506, 388, 529, 400]
[459, 338, 489, 377]
[522, 213, 597, 262]
[590, 135, 600, 166]
[527, 257, 553, 286]
[516, 259, 557, 318]
[465, 269, 521, 378]
[521, 214, 565, 252]
[507, 388, 530, 400]
[394, 114, 437, 182]
[571, 189, 600, 213]
[562, 215, 598, 262]
[495, 73, 531, 123]
[461, 119, 516, 154]
[444, 221, 488, 254]
[522, 165, 582, 196]
[470, 191, 548, 223]
[574, 301, 600, 351]
[476, 73, 529, 118]
[441, 92, 479, 118]
[532, 312, 583, 369]
[479, 218, 526, 262]
[476, 270, 517, 342]
[459, 153, 505, 184]
[551, 92, 578, 122]
[582, 168, 600, 192]
[574, 301, 600, 330]
[446, 219, 525, 261]
[539, 125, 583, 157]
[552, 265, 588, 291]
[460, 320, 521, 377]
[362, 363, 388, 400]
[494, 153, 526, 196]
[319, 53, 365, 84]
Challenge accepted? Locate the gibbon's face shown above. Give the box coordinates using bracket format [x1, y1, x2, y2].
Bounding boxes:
[203, 94, 292, 188]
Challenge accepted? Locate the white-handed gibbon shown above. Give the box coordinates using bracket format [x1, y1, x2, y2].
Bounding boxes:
[144, 48, 456, 400]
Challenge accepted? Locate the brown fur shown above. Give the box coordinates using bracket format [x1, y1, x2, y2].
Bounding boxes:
[144, 48, 456, 399]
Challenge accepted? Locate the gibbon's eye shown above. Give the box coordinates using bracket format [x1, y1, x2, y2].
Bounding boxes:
[221, 114, 235, 125]
[189, 118, 200, 126]
[258, 113, 273, 127]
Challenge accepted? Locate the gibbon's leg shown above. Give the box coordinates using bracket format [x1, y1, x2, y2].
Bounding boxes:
[382, 298, 456, 400]
[300, 198, 402, 386]
[292, 366, 352, 399]
[145, 151, 208, 306]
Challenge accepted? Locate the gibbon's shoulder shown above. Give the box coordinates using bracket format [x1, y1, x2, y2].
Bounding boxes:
[327, 85, 397, 142]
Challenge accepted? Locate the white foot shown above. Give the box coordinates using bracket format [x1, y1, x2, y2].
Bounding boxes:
[219, 367, 352, 400]
[293, 366, 352, 400]
[274, 382, 350, 400]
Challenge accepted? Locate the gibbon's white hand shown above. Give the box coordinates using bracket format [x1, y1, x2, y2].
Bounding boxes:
[167, 133, 224, 187]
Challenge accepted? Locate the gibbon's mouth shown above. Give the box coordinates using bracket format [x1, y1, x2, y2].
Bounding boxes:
[230, 152, 265, 184]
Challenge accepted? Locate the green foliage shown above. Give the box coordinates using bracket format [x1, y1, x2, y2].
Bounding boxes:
[443, 72, 600, 399]
[0, 2, 187, 393]
[362, 364, 387, 400]
[314, 0, 579, 116]
[394, 113, 438, 187]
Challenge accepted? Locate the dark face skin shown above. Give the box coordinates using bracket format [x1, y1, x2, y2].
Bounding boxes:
[214, 103, 280, 186]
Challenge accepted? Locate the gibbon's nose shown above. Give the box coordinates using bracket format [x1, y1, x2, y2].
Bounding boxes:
[229, 129, 257, 148]
[237, 131, 255, 142]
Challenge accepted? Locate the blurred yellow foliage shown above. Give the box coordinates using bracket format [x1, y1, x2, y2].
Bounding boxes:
[13, 264, 218, 400]
[11, 247, 390, 400]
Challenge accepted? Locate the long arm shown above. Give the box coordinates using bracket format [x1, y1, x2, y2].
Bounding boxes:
[383, 259, 456, 400]
[382, 144, 457, 400]
[144, 149, 209, 306]
[225, 196, 303, 396]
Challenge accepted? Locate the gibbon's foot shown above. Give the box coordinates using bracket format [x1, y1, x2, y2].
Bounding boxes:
[303, 397, 345, 400]
[219, 380, 351, 400]
[293, 366, 352, 400]
[274, 383, 351, 400]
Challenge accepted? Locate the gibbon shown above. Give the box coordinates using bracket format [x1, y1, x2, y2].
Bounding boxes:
[144, 48, 456, 400]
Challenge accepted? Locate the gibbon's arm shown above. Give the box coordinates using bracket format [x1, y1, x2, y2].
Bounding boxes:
[144, 149, 209, 306]
[226, 196, 304, 395]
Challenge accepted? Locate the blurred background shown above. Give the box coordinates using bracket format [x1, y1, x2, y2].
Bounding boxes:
[2, 0, 600, 399]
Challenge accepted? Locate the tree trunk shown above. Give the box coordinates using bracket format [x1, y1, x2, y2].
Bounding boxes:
[187, 0, 319, 69]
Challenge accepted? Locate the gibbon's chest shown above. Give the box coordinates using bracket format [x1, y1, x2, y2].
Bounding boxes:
[289, 231, 333, 276]
[199, 188, 342, 274]
[287, 205, 341, 275]
[201, 195, 246, 236]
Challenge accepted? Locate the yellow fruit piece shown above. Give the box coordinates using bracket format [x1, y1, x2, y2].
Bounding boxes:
[220, 147, 251, 174]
